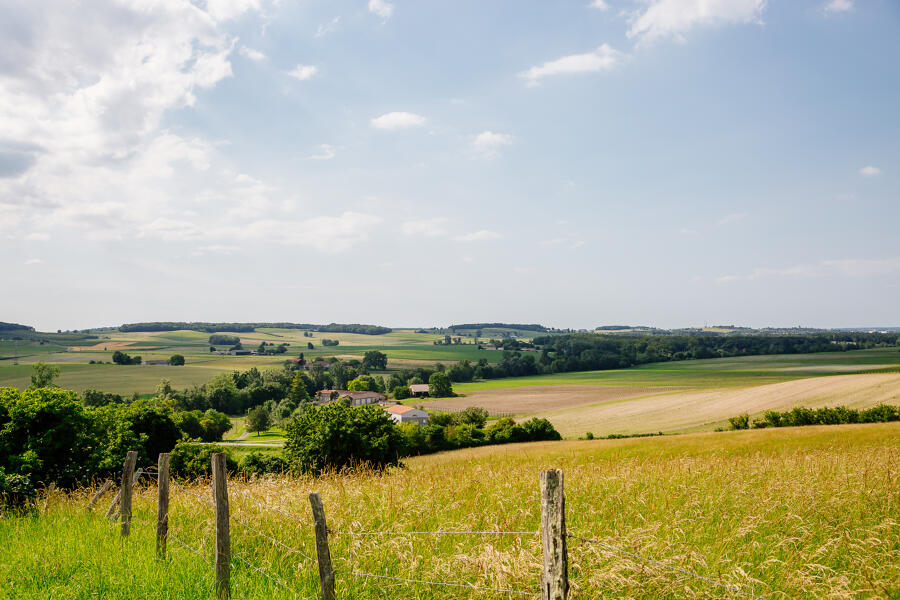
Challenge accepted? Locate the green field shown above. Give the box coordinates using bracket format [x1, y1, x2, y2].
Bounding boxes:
[0, 328, 508, 395]
[1, 423, 897, 599]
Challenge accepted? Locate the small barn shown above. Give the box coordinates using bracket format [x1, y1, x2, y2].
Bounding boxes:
[409, 383, 430, 397]
[384, 405, 429, 425]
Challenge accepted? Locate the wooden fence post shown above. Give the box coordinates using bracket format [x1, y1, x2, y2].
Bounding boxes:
[85, 480, 113, 511]
[107, 468, 143, 521]
[119, 451, 138, 537]
[212, 452, 231, 599]
[540, 469, 568, 600]
[309, 492, 335, 600]
[156, 453, 170, 560]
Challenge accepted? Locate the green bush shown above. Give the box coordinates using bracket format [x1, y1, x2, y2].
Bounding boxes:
[170, 440, 236, 479]
[238, 452, 289, 477]
[728, 414, 750, 430]
[0, 467, 36, 507]
[284, 404, 402, 474]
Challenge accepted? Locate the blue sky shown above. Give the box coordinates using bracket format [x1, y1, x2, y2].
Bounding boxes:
[2, 0, 898, 331]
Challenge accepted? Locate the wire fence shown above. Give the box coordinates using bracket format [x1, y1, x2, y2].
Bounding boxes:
[91, 457, 771, 600]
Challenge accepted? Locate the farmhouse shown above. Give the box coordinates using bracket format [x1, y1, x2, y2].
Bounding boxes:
[315, 389, 386, 406]
[384, 404, 429, 425]
[409, 383, 430, 397]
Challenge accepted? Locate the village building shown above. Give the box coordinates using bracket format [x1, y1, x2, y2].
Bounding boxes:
[315, 389, 386, 406]
[409, 383, 430, 397]
[384, 405, 429, 425]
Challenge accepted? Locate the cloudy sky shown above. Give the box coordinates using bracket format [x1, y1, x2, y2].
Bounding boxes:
[2, 0, 898, 331]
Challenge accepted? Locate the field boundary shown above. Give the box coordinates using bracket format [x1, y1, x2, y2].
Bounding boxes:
[93, 451, 772, 599]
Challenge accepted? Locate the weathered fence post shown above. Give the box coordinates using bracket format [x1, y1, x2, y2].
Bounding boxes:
[107, 468, 143, 521]
[212, 452, 231, 599]
[309, 492, 336, 600]
[85, 480, 113, 511]
[119, 451, 138, 537]
[156, 453, 170, 560]
[540, 469, 568, 600]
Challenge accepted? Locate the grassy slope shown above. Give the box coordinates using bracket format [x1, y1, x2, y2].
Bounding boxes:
[0, 423, 897, 599]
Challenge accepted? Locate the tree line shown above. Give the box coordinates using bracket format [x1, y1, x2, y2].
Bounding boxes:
[119, 322, 392, 334]
[728, 404, 899, 430]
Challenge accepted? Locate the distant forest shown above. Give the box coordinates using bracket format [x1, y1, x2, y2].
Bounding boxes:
[0, 322, 34, 332]
[118, 322, 392, 335]
[529, 332, 900, 374]
[448, 323, 549, 332]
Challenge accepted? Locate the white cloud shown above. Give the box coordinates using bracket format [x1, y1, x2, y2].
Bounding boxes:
[454, 229, 502, 242]
[859, 165, 882, 177]
[824, 0, 853, 13]
[315, 17, 341, 37]
[716, 257, 900, 283]
[717, 212, 748, 226]
[287, 64, 318, 80]
[627, 0, 766, 43]
[370, 112, 427, 130]
[519, 44, 622, 85]
[401, 218, 448, 237]
[24, 258, 45, 265]
[308, 144, 336, 160]
[239, 46, 266, 62]
[206, 0, 263, 22]
[368, 0, 395, 20]
[472, 131, 514, 159]
[24, 232, 50, 241]
[589, 0, 610, 9]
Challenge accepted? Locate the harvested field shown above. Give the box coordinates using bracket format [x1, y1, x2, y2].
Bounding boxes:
[423, 385, 683, 415]
[538, 373, 900, 437]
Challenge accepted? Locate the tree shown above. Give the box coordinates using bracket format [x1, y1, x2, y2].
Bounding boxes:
[29, 362, 60, 389]
[347, 379, 369, 391]
[283, 404, 402, 474]
[288, 372, 311, 404]
[169, 354, 185, 366]
[329, 362, 348, 390]
[428, 372, 454, 398]
[307, 342, 314, 349]
[362, 350, 388, 371]
[247, 406, 272, 437]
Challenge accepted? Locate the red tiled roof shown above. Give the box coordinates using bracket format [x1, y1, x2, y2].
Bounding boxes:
[385, 405, 417, 414]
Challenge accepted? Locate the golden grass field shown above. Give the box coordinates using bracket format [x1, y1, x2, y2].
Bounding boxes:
[1, 423, 897, 599]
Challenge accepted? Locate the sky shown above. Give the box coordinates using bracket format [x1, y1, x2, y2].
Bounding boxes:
[1, 0, 899, 332]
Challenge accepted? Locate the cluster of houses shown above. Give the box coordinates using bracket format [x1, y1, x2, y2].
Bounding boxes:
[313, 387, 430, 425]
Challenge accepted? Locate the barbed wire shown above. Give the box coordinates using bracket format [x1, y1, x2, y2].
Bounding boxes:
[232, 491, 313, 526]
[233, 552, 303, 598]
[336, 529, 540, 536]
[231, 512, 316, 563]
[171, 478, 214, 506]
[567, 534, 768, 600]
[344, 569, 539, 596]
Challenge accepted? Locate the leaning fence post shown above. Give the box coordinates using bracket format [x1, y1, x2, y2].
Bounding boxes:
[107, 468, 143, 521]
[156, 453, 170, 560]
[309, 492, 336, 600]
[85, 480, 113, 511]
[119, 451, 138, 537]
[212, 452, 231, 599]
[540, 468, 568, 600]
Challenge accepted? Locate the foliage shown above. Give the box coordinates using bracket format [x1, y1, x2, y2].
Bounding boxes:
[347, 379, 369, 391]
[238, 451, 289, 477]
[0, 322, 35, 332]
[208, 334, 240, 346]
[0, 466, 36, 506]
[81, 389, 124, 407]
[247, 406, 272, 436]
[172, 409, 232, 442]
[28, 362, 60, 389]
[169, 354, 185, 366]
[728, 414, 750, 430]
[111, 350, 141, 365]
[391, 385, 411, 400]
[284, 404, 402, 474]
[169, 440, 236, 479]
[321, 339, 340, 346]
[362, 350, 388, 371]
[745, 404, 900, 429]
[427, 372, 454, 397]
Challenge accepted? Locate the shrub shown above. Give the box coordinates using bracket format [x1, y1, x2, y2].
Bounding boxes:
[169, 354, 185, 366]
[0, 467, 36, 507]
[728, 414, 750, 430]
[170, 440, 236, 479]
[284, 404, 402, 474]
[519, 417, 562, 441]
[238, 452, 289, 477]
[392, 385, 411, 400]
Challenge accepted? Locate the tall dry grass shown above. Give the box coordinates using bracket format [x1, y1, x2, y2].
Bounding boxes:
[1, 423, 898, 599]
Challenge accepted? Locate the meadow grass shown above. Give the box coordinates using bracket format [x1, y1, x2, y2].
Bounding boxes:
[1, 423, 897, 599]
